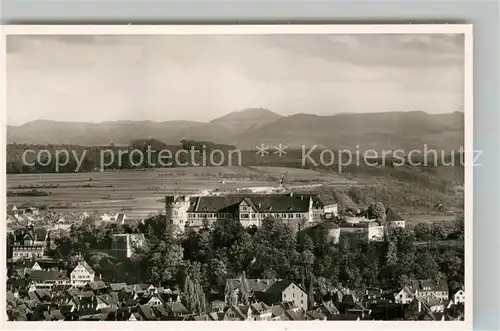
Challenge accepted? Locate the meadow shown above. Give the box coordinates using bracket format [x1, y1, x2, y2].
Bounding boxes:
[7, 166, 356, 219]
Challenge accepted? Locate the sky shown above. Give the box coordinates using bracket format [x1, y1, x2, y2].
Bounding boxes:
[6, 33, 465, 125]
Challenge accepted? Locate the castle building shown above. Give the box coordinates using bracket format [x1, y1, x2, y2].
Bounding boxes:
[111, 233, 146, 258]
[165, 193, 336, 232]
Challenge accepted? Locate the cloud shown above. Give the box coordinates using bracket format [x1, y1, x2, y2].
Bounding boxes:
[6, 33, 465, 125]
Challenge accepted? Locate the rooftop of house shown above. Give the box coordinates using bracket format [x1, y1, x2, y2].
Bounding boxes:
[264, 280, 305, 296]
[411, 279, 449, 292]
[73, 260, 95, 275]
[28, 270, 69, 282]
[87, 281, 107, 291]
[226, 278, 279, 293]
[12, 227, 48, 243]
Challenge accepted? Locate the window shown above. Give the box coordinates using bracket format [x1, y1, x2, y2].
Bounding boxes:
[282, 213, 287, 218]
[296, 214, 301, 218]
[241, 214, 249, 219]
[301, 300, 303, 304]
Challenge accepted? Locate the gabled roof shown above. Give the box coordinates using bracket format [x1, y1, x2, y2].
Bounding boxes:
[87, 281, 107, 291]
[208, 312, 220, 320]
[137, 304, 156, 320]
[264, 280, 305, 296]
[224, 305, 246, 320]
[152, 305, 169, 319]
[97, 294, 118, 306]
[73, 260, 95, 275]
[329, 313, 360, 321]
[320, 301, 340, 315]
[133, 283, 153, 292]
[191, 314, 209, 321]
[399, 286, 414, 296]
[165, 302, 188, 315]
[306, 309, 326, 320]
[109, 283, 127, 292]
[250, 302, 271, 314]
[67, 287, 81, 297]
[283, 308, 306, 321]
[78, 291, 95, 298]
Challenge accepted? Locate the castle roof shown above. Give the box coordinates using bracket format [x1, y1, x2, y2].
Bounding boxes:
[185, 193, 323, 213]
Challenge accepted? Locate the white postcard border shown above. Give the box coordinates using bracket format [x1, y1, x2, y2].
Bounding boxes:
[0, 23, 473, 331]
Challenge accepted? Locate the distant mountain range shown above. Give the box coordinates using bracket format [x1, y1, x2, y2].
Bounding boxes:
[7, 109, 464, 151]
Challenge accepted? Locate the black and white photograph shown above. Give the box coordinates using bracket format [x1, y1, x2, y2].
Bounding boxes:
[3, 25, 472, 328]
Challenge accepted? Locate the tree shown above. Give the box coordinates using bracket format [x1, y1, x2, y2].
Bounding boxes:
[240, 271, 250, 306]
[413, 223, 430, 241]
[205, 258, 228, 295]
[430, 223, 448, 240]
[225, 280, 237, 306]
[133, 224, 184, 287]
[382, 239, 399, 288]
[367, 202, 386, 223]
[228, 232, 254, 273]
[308, 273, 315, 309]
[414, 249, 440, 279]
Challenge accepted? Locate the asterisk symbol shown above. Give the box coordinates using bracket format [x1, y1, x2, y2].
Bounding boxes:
[273, 143, 288, 157]
[255, 144, 270, 157]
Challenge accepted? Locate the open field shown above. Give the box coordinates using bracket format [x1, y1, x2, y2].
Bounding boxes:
[406, 215, 457, 224]
[7, 166, 356, 218]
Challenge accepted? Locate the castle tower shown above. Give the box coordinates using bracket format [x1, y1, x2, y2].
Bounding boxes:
[165, 195, 190, 232]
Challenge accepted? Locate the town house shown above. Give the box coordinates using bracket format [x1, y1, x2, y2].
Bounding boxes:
[453, 288, 465, 304]
[254, 280, 308, 312]
[411, 279, 449, 301]
[70, 261, 95, 287]
[11, 226, 47, 261]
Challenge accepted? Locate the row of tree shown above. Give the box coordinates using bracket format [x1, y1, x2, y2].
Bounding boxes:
[49, 212, 465, 310]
